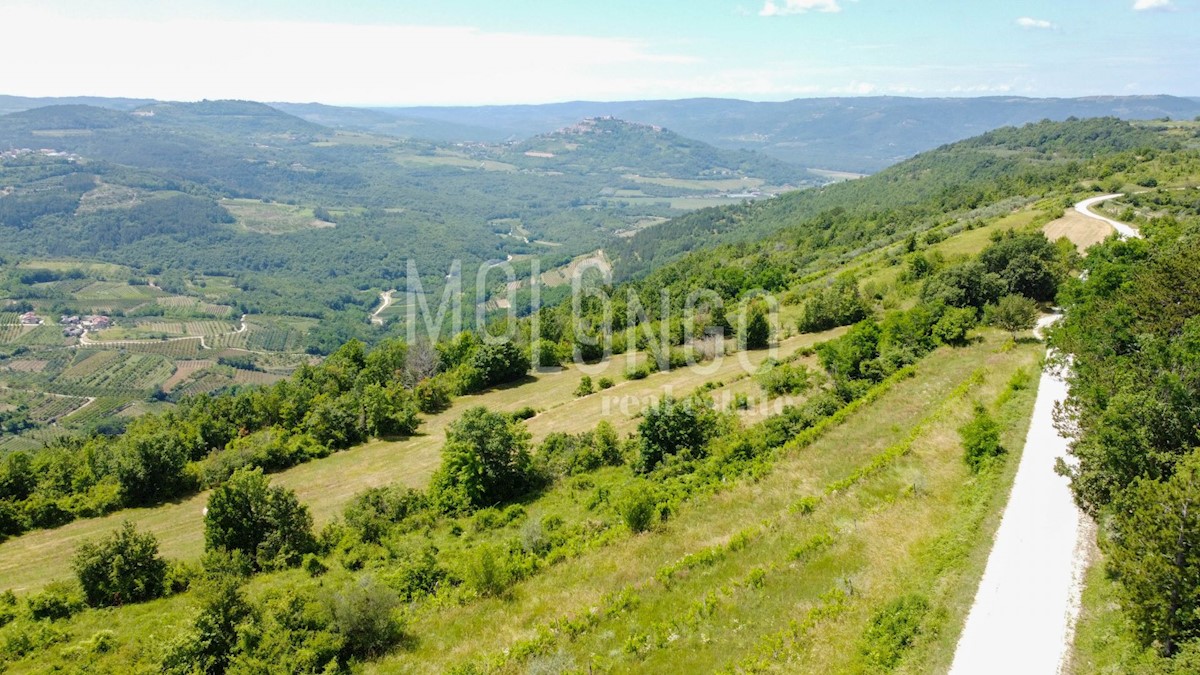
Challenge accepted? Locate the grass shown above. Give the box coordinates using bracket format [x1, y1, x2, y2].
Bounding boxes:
[0, 330, 1042, 674]
[0, 328, 842, 593]
[363, 331, 1041, 673]
[621, 174, 766, 191]
[221, 198, 336, 234]
[1069, 548, 1156, 674]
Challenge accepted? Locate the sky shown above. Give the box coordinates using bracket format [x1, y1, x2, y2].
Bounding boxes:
[0, 0, 1196, 106]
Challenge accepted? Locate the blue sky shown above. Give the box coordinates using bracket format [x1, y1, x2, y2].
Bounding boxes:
[1, 0, 1196, 105]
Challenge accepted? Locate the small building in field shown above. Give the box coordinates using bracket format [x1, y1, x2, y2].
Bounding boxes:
[19, 312, 41, 325]
[83, 315, 111, 329]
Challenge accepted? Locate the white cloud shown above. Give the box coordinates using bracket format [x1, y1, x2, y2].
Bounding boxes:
[1133, 0, 1172, 10]
[0, 6, 699, 105]
[759, 0, 842, 17]
[1016, 17, 1055, 29]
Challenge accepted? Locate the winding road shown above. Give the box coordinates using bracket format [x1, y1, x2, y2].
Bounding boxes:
[949, 194, 1137, 674]
[370, 290, 394, 326]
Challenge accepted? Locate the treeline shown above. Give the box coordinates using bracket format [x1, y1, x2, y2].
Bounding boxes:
[1053, 193, 1200, 665]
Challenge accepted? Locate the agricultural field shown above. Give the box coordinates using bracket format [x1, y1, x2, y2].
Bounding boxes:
[622, 173, 767, 191]
[221, 198, 337, 234]
[56, 351, 175, 393]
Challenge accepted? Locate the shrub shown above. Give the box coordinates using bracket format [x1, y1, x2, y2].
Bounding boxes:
[414, 377, 452, 414]
[302, 554, 328, 577]
[203, 468, 315, 571]
[344, 485, 427, 544]
[932, 306, 978, 346]
[986, 294, 1039, 338]
[856, 594, 929, 671]
[460, 544, 519, 598]
[636, 396, 722, 471]
[327, 575, 404, 659]
[619, 487, 658, 533]
[428, 407, 534, 514]
[26, 581, 84, 621]
[597, 376, 614, 390]
[756, 360, 814, 397]
[798, 278, 869, 333]
[574, 376, 594, 397]
[625, 365, 649, 381]
[960, 404, 1003, 472]
[72, 521, 167, 607]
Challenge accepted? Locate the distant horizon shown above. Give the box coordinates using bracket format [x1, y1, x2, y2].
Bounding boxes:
[2, 92, 1198, 112]
[2, 1, 1196, 105]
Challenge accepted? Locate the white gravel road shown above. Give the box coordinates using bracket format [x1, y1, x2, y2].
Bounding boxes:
[949, 195, 1136, 674]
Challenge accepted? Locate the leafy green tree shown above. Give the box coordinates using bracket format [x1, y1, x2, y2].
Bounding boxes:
[979, 232, 1063, 302]
[742, 301, 771, 350]
[114, 424, 197, 505]
[302, 392, 366, 449]
[987, 294, 1040, 338]
[798, 277, 869, 333]
[468, 341, 531, 391]
[922, 261, 1005, 309]
[428, 407, 534, 513]
[361, 383, 419, 438]
[932, 306, 978, 346]
[636, 395, 721, 471]
[1109, 453, 1200, 656]
[817, 319, 881, 382]
[72, 521, 167, 607]
[203, 468, 314, 570]
[959, 403, 1003, 472]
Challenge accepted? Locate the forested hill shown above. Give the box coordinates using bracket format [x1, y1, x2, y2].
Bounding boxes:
[6, 94, 1197, 173]
[380, 95, 1200, 171]
[503, 117, 809, 185]
[0, 100, 812, 339]
[608, 117, 1181, 282]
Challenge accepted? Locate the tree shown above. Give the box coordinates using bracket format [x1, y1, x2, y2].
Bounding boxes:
[979, 232, 1063, 302]
[987, 294, 1039, 338]
[798, 277, 869, 333]
[636, 395, 720, 471]
[203, 468, 314, 570]
[742, 301, 771, 350]
[959, 403, 1003, 472]
[114, 423, 196, 505]
[361, 383, 419, 438]
[921, 261, 1005, 309]
[932, 306, 978, 346]
[1108, 453, 1200, 656]
[73, 521, 167, 607]
[468, 341, 531, 391]
[428, 407, 533, 513]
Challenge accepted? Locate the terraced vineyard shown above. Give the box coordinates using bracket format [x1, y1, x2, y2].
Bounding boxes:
[56, 351, 174, 393]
